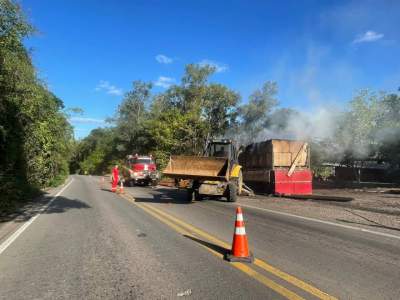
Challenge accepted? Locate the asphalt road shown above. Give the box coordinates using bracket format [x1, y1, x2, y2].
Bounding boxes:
[1, 175, 400, 299]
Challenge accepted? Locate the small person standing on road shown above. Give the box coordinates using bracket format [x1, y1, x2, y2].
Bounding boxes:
[111, 165, 119, 192]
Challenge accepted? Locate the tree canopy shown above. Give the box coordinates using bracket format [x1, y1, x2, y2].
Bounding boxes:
[72, 64, 241, 172]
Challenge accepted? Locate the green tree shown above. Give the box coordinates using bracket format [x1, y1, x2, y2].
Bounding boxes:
[70, 128, 118, 175]
[114, 80, 152, 154]
[202, 83, 240, 138]
[237, 81, 279, 144]
[150, 63, 239, 154]
[375, 92, 400, 168]
[335, 89, 382, 164]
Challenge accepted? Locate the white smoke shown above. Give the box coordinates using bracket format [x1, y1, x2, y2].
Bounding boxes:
[259, 107, 340, 142]
[231, 90, 400, 165]
[245, 105, 371, 162]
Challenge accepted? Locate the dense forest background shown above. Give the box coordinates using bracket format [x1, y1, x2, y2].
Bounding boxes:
[1, 0, 399, 212]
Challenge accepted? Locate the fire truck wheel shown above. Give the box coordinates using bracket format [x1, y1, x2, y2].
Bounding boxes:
[227, 182, 237, 202]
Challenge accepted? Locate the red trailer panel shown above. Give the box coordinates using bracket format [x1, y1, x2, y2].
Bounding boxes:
[274, 169, 312, 195]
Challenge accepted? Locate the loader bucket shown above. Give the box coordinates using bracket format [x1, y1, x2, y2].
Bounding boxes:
[163, 156, 229, 181]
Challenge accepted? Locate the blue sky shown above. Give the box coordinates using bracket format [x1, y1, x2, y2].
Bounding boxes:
[21, 0, 400, 139]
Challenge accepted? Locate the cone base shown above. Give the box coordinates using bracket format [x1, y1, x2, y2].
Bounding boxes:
[224, 252, 254, 263]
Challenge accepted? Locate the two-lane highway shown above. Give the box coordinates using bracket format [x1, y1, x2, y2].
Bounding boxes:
[0, 176, 286, 299]
[1, 175, 399, 299]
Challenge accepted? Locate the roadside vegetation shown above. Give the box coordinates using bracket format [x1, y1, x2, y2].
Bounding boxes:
[0, 0, 73, 212]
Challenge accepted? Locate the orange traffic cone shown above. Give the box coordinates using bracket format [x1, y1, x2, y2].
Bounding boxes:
[118, 180, 124, 194]
[225, 206, 253, 263]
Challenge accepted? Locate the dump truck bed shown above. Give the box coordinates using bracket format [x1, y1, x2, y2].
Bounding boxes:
[239, 139, 310, 169]
[163, 156, 229, 181]
[239, 139, 312, 195]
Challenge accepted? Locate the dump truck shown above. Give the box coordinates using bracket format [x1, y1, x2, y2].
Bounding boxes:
[239, 139, 312, 195]
[163, 139, 243, 202]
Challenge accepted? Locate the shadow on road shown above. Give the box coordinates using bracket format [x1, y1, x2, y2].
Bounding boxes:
[133, 187, 231, 204]
[133, 188, 193, 205]
[45, 196, 91, 214]
[184, 235, 229, 256]
[0, 195, 91, 223]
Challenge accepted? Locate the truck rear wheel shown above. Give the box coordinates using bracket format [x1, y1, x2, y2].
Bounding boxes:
[226, 182, 237, 202]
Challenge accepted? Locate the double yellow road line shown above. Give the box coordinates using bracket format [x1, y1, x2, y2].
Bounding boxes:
[119, 193, 337, 300]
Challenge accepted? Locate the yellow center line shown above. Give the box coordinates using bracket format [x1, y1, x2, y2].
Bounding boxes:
[233, 263, 305, 300]
[254, 259, 337, 300]
[119, 194, 303, 300]
[120, 193, 336, 300]
[144, 203, 231, 248]
[138, 200, 336, 300]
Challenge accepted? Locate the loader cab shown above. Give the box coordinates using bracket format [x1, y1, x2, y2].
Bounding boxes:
[206, 140, 238, 162]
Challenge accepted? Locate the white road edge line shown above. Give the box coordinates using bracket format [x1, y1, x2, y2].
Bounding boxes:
[239, 203, 400, 241]
[0, 178, 75, 255]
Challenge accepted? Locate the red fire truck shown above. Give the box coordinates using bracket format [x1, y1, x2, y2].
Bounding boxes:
[122, 154, 159, 186]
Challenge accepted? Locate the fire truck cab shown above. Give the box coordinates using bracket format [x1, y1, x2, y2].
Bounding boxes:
[123, 154, 159, 186]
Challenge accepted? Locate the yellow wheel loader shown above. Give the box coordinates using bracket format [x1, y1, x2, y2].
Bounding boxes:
[163, 139, 243, 202]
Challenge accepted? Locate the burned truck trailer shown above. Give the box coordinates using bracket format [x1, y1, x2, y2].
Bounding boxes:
[239, 139, 312, 195]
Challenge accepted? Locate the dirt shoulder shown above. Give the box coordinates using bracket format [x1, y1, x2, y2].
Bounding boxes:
[312, 187, 400, 216]
[237, 187, 400, 236]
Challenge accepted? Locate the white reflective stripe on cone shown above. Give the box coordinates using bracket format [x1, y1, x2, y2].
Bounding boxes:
[235, 227, 246, 235]
[236, 213, 243, 221]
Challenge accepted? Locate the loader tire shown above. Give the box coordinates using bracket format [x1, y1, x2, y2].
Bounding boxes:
[227, 182, 237, 202]
[186, 189, 194, 202]
[194, 190, 203, 201]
